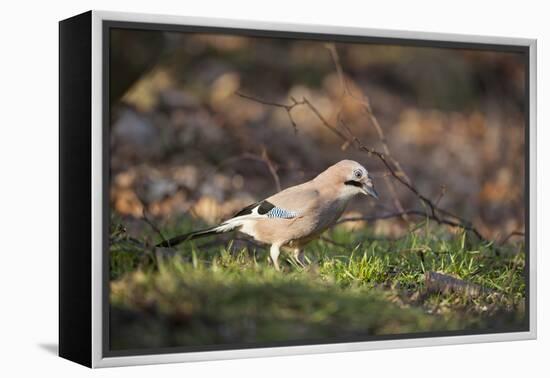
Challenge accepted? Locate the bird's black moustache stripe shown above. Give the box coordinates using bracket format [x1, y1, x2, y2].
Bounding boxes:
[344, 180, 363, 188]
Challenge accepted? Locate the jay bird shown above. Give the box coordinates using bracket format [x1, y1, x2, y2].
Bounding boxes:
[157, 160, 378, 270]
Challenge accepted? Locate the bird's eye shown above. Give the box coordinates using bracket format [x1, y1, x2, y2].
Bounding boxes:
[353, 169, 363, 179]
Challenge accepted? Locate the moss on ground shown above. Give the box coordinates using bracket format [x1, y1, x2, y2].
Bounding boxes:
[109, 216, 526, 351]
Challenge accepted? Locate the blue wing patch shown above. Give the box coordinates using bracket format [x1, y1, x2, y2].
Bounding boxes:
[266, 206, 297, 219]
[233, 201, 296, 219]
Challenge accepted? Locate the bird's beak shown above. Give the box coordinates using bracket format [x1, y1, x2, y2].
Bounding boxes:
[362, 183, 379, 199]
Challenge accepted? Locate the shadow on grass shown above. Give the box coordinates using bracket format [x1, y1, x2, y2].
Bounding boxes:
[109, 263, 459, 351]
[109, 221, 526, 351]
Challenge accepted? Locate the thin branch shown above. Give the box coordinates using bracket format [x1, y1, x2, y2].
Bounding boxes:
[335, 209, 479, 234]
[320, 236, 349, 248]
[260, 146, 282, 192]
[499, 230, 525, 245]
[238, 93, 485, 240]
[325, 43, 411, 185]
[195, 235, 266, 251]
[325, 43, 347, 95]
[434, 185, 447, 207]
[326, 44, 411, 223]
[348, 115, 410, 222]
[236, 45, 489, 241]
[215, 150, 282, 192]
[235, 91, 294, 109]
[141, 207, 167, 244]
[336, 210, 425, 224]
[236, 91, 304, 134]
[302, 97, 349, 141]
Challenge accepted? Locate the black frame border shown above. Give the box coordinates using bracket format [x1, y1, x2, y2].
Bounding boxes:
[59, 11, 93, 367]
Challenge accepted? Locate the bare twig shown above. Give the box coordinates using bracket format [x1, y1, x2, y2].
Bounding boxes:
[325, 43, 347, 94]
[195, 235, 266, 251]
[302, 97, 349, 141]
[238, 93, 485, 240]
[338, 113, 408, 223]
[260, 146, 282, 192]
[434, 185, 447, 207]
[326, 44, 411, 223]
[215, 149, 282, 192]
[236, 92, 305, 134]
[236, 45, 497, 242]
[336, 210, 427, 224]
[335, 209, 478, 233]
[320, 236, 349, 248]
[325, 44, 412, 183]
[359, 145, 483, 239]
[499, 230, 525, 245]
[141, 207, 167, 245]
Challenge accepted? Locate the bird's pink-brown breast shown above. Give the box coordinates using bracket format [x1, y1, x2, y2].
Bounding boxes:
[252, 186, 350, 246]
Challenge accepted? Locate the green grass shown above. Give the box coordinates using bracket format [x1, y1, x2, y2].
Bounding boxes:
[109, 215, 526, 351]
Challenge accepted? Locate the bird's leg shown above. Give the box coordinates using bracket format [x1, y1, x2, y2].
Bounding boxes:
[270, 243, 281, 271]
[293, 248, 306, 267]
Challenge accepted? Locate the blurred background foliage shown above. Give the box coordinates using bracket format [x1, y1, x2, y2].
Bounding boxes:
[110, 29, 526, 241]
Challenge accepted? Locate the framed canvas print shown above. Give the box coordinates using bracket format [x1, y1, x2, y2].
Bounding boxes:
[59, 10, 537, 368]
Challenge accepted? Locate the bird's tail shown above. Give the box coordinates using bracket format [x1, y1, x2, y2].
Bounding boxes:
[156, 222, 238, 248]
